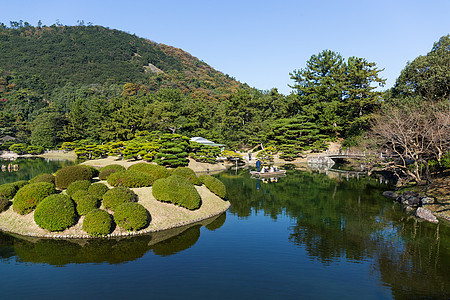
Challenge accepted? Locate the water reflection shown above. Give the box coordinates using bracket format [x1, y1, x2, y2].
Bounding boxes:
[217, 169, 450, 298]
[0, 213, 226, 265]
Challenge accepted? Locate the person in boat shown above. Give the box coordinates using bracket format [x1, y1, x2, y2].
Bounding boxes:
[256, 159, 262, 172]
[269, 166, 274, 172]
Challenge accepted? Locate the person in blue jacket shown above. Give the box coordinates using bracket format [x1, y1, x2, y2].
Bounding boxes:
[256, 159, 262, 172]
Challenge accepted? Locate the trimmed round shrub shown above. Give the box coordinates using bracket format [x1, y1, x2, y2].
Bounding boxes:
[55, 165, 93, 189]
[102, 187, 137, 211]
[199, 175, 227, 199]
[81, 165, 99, 178]
[113, 202, 149, 231]
[66, 180, 91, 197]
[0, 197, 10, 212]
[11, 180, 29, 190]
[83, 209, 113, 236]
[152, 175, 201, 210]
[128, 163, 170, 183]
[107, 170, 152, 188]
[170, 167, 201, 185]
[88, 183, 109, 199]
[13, 182, 56, 215]
[0, 183, 18, 200]
[72, 191, 99, 215]
[34, 194, 77, 232]
[29, 173, 55, 185]
[99, 164, 126, 180]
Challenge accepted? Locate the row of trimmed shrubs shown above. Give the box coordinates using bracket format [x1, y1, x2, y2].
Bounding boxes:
[0, 162, 226, 235]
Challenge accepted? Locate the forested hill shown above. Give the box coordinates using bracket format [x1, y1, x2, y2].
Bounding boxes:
[0, 23, 242, 95]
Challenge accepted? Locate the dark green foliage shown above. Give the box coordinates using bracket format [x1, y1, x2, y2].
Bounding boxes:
[99, 168, 118, 181]
[29, 173, 55, 185]
[82, 165, 99, 178]
[83, 209, 113, 236]
[66, 180, 91, 196]
[55, 165, 92, 189]
[107, 169, 152, 188]
[199, 175, 227, 198]
[34, 194, 76, 232]
[152, 175, 201, 210]
[99, 164, 126, 180]
[171, 167, 201, 185]
[0, 197, 10, 212]
[13, 182, 56, 215]
[0, 183, 19, 200]
[102, 187, 137, 211]
[128, 163, 170, 183]
[72, 192, 99, 215]
[113, 202, 149, 231]
[11, 180, 29, 190]
[87, 183, 109, 199]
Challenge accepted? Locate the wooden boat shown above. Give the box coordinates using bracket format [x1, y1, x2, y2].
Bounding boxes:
[250, 169, 286, 177]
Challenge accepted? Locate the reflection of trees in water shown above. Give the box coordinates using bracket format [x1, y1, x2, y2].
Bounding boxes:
[2, 214, 226, 265]
[0, 158, 74, 185]
[218, 169, 450, 297]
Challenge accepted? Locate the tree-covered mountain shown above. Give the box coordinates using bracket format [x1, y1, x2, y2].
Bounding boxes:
[0, 22, 242, 97]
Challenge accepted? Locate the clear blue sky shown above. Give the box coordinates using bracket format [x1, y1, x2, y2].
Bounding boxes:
[1, 0, 450, 94]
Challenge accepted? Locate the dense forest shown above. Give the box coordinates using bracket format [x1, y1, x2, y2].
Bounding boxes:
[0, 22, 448, 180]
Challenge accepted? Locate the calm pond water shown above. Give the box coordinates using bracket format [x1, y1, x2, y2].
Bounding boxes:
[0, 163, 449, 299]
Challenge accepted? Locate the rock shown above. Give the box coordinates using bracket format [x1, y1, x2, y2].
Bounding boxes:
[403, 195, 421, 207]
[382, 191, 398, 199]
[403, 191, 419, 198]
[415, 207, 439, 224]
[420, 197, 434, 205]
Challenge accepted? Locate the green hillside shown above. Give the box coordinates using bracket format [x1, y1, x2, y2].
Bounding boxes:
[0, 23, 242, 95]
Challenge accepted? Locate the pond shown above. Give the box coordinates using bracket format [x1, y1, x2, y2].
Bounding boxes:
[0, 163, 449, 299]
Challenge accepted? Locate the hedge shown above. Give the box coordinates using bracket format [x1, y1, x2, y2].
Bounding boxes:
[83, 209, 113, 236]
[102, 187, 137, 211]
[72, 191, 99, 215]
[34, 194, 77, 232]
[88, 183, 109, 199]
[0, 197, 10, 212]
[128, 163, 170, 183]
[106, 169, 152, 188]
[152, 175, 201, 210]
[113, 202, 149, 231]
[29, 173, 55, 185]
[13, 182, 56, 215]
[199, 175, 227, 199]
[55, 165, 93, 189]
[82, 165, 99, 178]
[99, 164, 126, 180]
[0, 183, 18, 200]
[11, 180, 29, 190]
[66, 180, 91, 197]
[170, 167, 201, 185]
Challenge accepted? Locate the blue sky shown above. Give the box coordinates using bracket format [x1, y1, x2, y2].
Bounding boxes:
[1, 0, 450, 94]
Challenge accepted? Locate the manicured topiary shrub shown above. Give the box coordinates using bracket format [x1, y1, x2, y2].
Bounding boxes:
[11, 180, 28, 190]
[55, 165, 93, 189]
[199, 175, 227, 199]
[34, 194, 77, 232]
[114, 202, 149, 231]
[81, 165, 99, 178]
[106, 169, 152, 188]
[29, 173, 55, 185]
[102, 187, 137, 211]
[0, 183, 18, 200]
[152, 175, 201, 210]
[0, 197, 10, 212]
[66, 180, 91, 197]
[170, 167, 201, 185]
[98, 164, 126, 180]
[88, 183, 109, 199]
[83, 209, 113, 236]
[13, 182, 56, 215]
[128, 163, 170, 183]
[72, 191, 99, 215]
